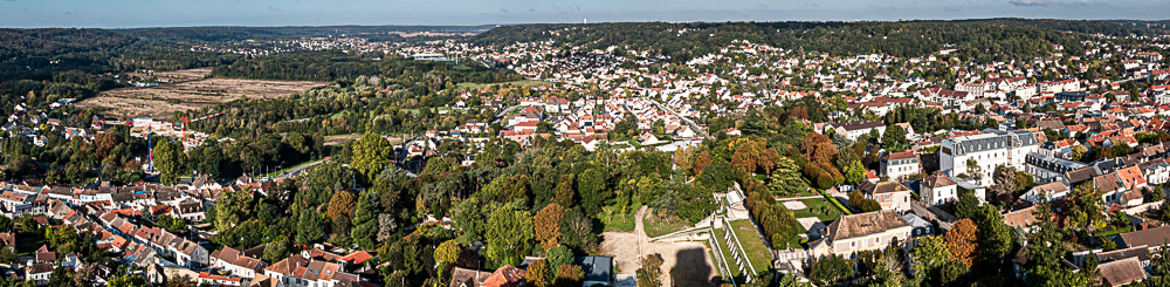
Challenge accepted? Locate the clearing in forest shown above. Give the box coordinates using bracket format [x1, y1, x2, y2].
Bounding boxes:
[80, 75, 328, 120]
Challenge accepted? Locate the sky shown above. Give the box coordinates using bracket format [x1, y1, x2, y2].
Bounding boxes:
[1, 0, 1168, 28]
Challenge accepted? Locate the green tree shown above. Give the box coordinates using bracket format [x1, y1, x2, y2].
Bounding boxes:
[545, 245, 574, 270]
[351, 190, 379, 250]
[485, 206, 534, 266]
[263, 235, 290, 263]
[295, 208, 325, 245]
[880, 124, 909, 152]
[842, 159, 866, 185]
[350, 133, 394, 182]
[811, 255, 852, 284]
[434, 240, 460, 265]
[767, 157, 806, 196]
[153, 139, 186, 185]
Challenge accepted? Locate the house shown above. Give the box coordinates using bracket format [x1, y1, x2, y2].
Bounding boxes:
[1097, 257, 1146, 287]
[817, 210, 912, 258]
[481, 265, 525, 287]
[901, 213, 934, 246]
[210, 246, 268, 279]
[920, 171, 958, 206]
[1118, 226, 1170, 253]
[25, 263, 53, 286]
[197, 272, 244, 286]
[1022, 181, 1071, 203]
[1002, 205, 1041, 232]
[1094, 166, 1147, 207]
[859, 181, 913, 212]
[880, 151, 922, 181]
[940, 129, 1039, 186]
[264, 255, 361, 287]
[171, 239, 209, 268]
[449, 267, 492, 287]
[579, 256, 613, 287]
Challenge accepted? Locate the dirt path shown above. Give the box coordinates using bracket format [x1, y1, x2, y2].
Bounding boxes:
[600, 206, 717, 287]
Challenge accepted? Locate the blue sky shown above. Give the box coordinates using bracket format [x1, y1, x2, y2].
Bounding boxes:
[1, 0, 1168, 28]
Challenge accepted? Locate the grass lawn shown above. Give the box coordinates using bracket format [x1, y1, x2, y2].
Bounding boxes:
[642, 214, 690, 238]
[711, 228, 743, 277]
[456, 80, 552, 90]
[601, 208, 636, 232]
[785, 198, 843, 222]
[727, 220, 773, 274]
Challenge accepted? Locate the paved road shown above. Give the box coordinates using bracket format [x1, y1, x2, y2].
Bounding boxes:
[490, 103, 540, 124]
[650, 101, 710, 138]
[275, 159, 327, 179]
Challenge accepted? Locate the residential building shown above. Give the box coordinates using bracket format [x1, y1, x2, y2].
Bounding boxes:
[940, 129, 1039, 186]
[815, 210, 912, 258]
[826, 120, 886, 142]
[919, 171, 958, 206]
[859, 181, 913, 212]
[881, 151, 922, 181]
[1024, 152, 1088, 184]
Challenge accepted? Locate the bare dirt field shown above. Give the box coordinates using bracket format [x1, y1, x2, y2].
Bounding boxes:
[80, 76, 327, 119]
[127, 67, 212, 82]
[600, 206, 718, 287]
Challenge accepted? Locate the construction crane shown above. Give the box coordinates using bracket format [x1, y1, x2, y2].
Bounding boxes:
[174, 112, 223, 142]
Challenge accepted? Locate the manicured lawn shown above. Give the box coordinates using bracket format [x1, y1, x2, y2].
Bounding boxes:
[642, 214, 690, 238]
[727, 220, 773, 274]
[601, 208, 636, 232]
[711, 227, 743, 277]
[785, 198, 842, 222]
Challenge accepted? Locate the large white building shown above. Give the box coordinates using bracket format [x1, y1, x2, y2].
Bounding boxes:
[939, 129, 1039, 186]
[825, 120, 886, 142]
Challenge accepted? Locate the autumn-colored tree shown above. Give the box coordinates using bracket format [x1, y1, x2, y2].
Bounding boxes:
[945, 219, 979, 266]
[528, 259, 552, 287]
[94, 132, 120, 160]
[534, 203, 565, 249]
[731, 139, 782, 174]
[801, 133, 844, 188]
[326, 190, 356, 220]
[554, 264, 584, 287]
[673, 147, 695, 175]
[693, 151, 713, 176]
[801, 133, 840, 167]
[553, 175, 575, 208]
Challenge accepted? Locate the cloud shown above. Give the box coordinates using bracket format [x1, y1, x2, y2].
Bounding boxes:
[266, 5, 284, 12]
[499, 8, 510, 13]
[1008, 0, 1089, 6]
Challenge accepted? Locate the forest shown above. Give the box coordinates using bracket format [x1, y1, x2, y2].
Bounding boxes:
[473, 19, 1126, 63]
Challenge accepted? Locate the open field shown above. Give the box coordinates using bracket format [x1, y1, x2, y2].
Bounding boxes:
[126, 67, 213, 82]
[80, 77, 327, 119]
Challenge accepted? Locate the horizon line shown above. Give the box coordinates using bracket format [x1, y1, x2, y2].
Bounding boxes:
[3, 17, 1168, 30]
